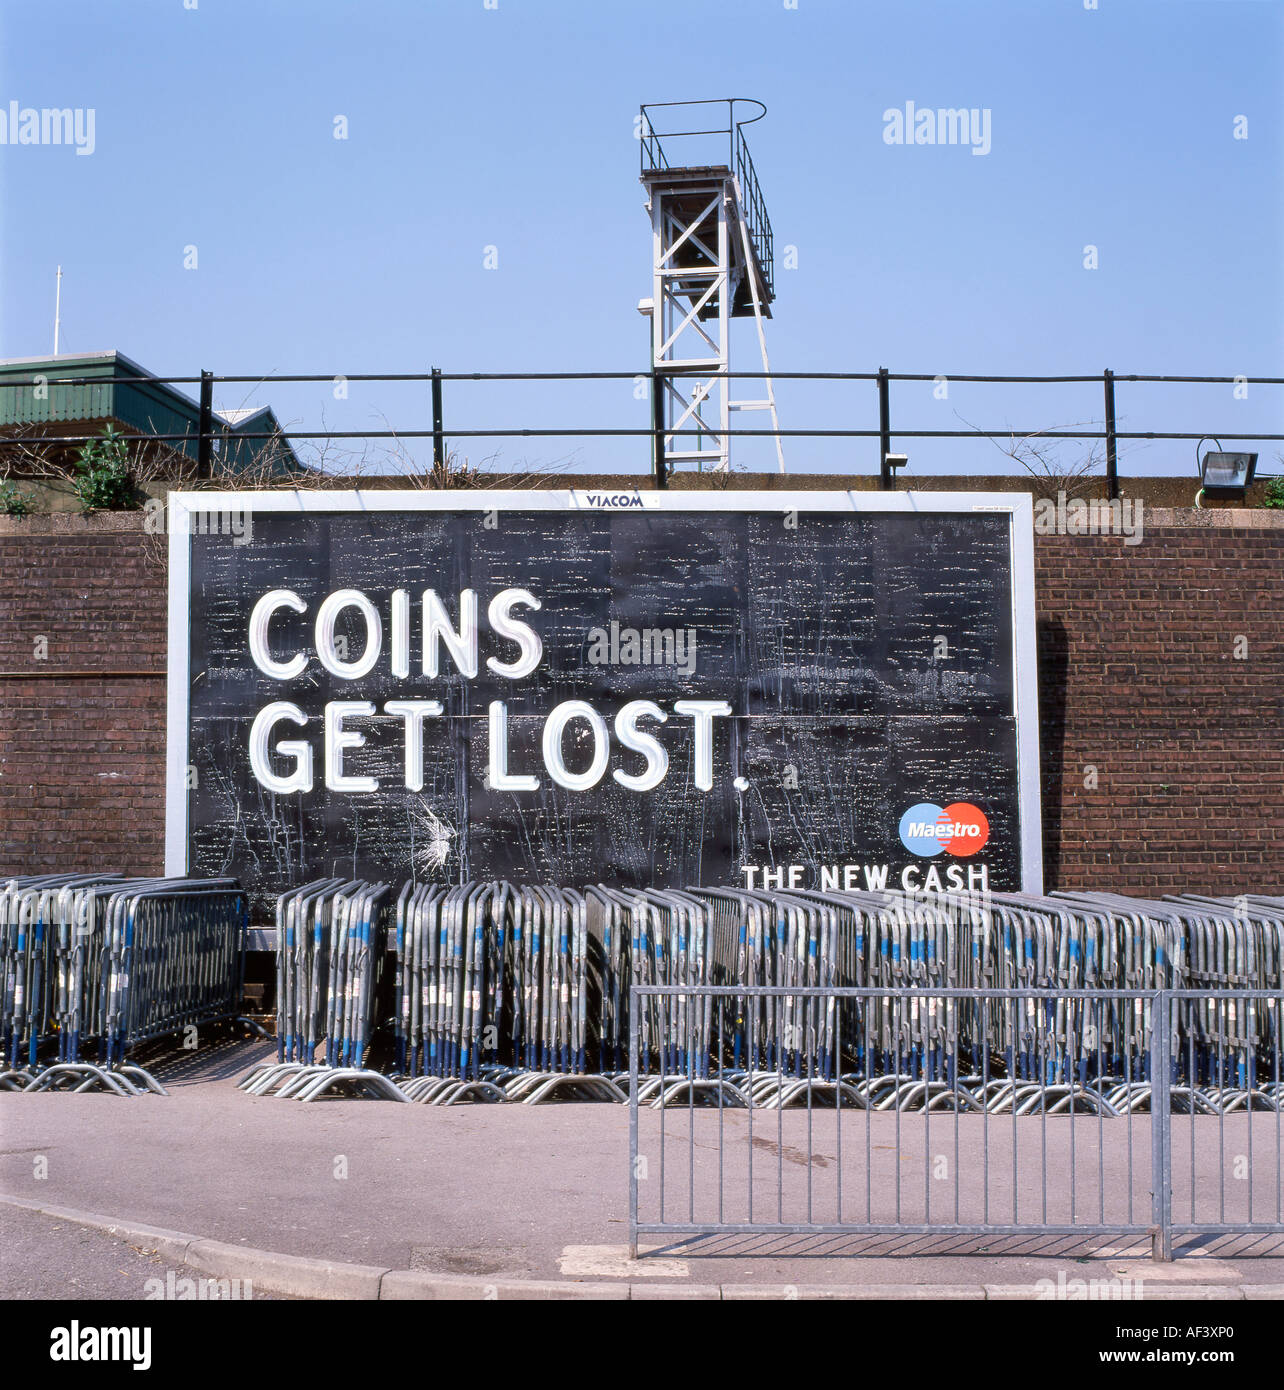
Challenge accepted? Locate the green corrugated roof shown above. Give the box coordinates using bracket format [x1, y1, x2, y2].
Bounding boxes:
[0, 350, 299, 473]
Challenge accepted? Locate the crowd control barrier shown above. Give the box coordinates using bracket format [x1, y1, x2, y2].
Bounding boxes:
[238, 881, 1282, 1111]
[1, 874, 247, 1095]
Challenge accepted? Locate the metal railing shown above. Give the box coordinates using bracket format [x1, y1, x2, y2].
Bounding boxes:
[2, 367, 1281, 495]
[639, 99, 774, 299]
[628, 983, 1284, 1262]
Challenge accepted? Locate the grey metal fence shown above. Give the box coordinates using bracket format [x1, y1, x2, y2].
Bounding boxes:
[628, 985, 1284, 1262]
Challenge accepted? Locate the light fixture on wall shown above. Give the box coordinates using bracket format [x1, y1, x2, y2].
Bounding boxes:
[1195, 436, 1257, 507]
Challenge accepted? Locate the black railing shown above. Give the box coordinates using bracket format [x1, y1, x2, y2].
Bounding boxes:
[1, 368, 1281, 499]
[640, 99, 774, 300]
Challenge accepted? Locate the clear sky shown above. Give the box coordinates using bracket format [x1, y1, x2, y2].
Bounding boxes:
[2, 0, 1280, 478]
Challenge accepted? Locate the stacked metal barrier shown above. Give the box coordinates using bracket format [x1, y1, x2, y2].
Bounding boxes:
[585, 887, 741, 1106]
[392, 881, 506, 1103]
[678, 887, 1283, 1113]
[1, 874, 247, 1094]
[11, 870, 1275, 1110]
[592, 885, 1279, 1112]
[1163, 893, 1284, 1101]
[2, 874, 118, 1086]
[242, 878, 406, 1100]
[235, 881, 1282, 1110]
[391, 883, 621, 1104]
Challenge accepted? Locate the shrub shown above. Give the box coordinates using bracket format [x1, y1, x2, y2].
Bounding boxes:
[72, 426, 139, 511]
[0, 479, 35, 518]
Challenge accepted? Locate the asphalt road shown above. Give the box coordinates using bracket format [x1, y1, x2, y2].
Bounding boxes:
[0, 1203, 174, 1300]
[0, 1203, 280, 1300]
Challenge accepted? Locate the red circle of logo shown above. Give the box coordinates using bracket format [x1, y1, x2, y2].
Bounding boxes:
[940, 802, 989, 856]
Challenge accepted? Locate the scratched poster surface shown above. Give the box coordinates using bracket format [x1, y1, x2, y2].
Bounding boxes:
[182, 505, 1026, 913]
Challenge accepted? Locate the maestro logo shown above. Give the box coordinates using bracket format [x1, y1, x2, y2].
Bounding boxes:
[899, 802, 989, 857]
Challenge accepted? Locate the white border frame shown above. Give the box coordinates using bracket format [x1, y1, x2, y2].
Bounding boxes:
[166, 490, 1043, 892]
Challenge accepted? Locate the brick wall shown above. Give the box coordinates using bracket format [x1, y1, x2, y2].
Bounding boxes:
[0, 519, 168, 876]
[1035, 521, 1283, 895]
[1, 512, 1280, 900]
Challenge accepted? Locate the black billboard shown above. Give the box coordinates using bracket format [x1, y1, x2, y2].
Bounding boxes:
[167, 492, 1041, 913]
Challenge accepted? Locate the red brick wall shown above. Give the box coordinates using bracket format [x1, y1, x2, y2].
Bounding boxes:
[0, 519, 167, 876]
[1, 513, 1281, 898]
[1035, 522, 1283, 895]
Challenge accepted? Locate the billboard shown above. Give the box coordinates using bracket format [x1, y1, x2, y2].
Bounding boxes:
[166, 490, 1042, 911]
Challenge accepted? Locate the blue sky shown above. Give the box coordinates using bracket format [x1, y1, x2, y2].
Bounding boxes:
[2, 0, 1280, 477]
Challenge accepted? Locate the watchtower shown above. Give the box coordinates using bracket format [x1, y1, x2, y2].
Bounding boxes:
[639, 99, 782, 475]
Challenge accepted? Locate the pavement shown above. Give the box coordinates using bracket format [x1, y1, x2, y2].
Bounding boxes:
[2, 1035, 1282, 1300]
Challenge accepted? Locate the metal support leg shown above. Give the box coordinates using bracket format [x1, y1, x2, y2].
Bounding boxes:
[1151, 990, 1173, 1261]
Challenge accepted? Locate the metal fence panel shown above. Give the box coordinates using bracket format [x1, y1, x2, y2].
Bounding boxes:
[629, 984, 1284, 1262]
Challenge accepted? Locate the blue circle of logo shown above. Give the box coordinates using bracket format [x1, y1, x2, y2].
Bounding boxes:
[899, 802, 948, 855]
